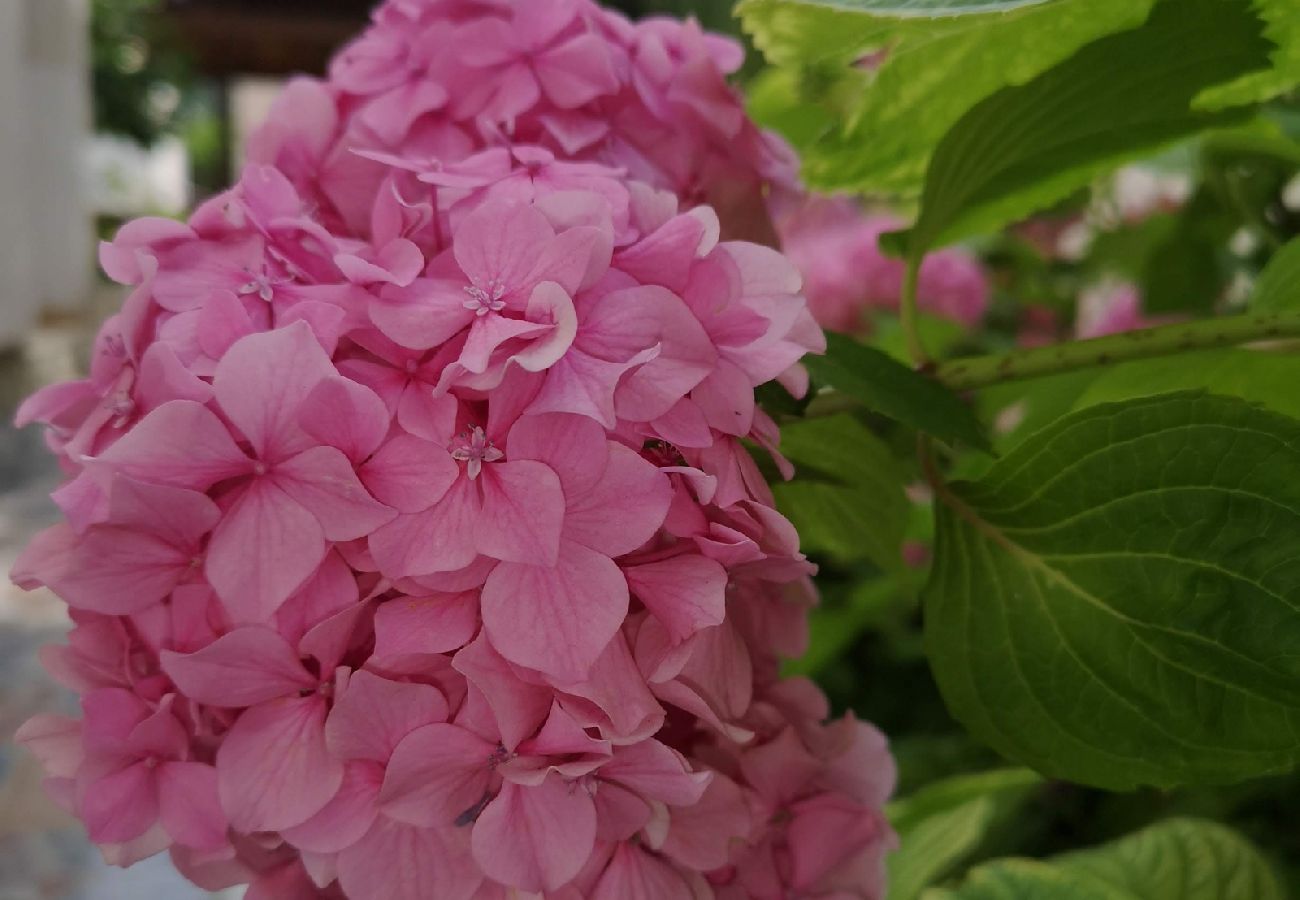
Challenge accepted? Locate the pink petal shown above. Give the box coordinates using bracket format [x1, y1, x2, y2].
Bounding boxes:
[507, 282, 578, 373]
[562, 444, 671, 558]
[205, 478, 327, 622]
[454, 200, 554, 292]
[526, 349, 644, 429]
[160, 626, 314, 707]
[81, 762, 159, 844]
[624, 555, 727, 644]
[505, 413, 607, 497]
[360, 435, 459, 513]
[338, 816, 482, 900]
[55, 527, 194, 615]
[471, 774, 596, 893]
[216, 696, 343, 832]
[452, 634, 553, 752]
[97, 400, 249, 490]
[299, 376, 391, 465]
[367, 477, 480, 578]
[157, 761, 229, 851]
[535, 33, 619, 108]
[281, 761, 383, 854]
[692, 358, 756, 436]
[374, 592, 480, 659]
[482, 540, 628, 682]
[370, 279, 476, 350]
[273, 446, 396, 540]
[551, 633, 663, 744]
[476, 459, 564, 566]
[325, 670, 448, 763]
[591, 843, 698, 900]
[396, 381, 460, 444]
[659, 773, 752, 872]
[379, 723, 496, 828]
[136, 342, 213, 411]
[213, 321, 335, 461]
[601, 740, 710, 808]
[14, 714, 83, 779]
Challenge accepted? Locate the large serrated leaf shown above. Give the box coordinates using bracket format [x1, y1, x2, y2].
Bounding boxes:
[924, 392, 1300, 789]
[738, 0, 1156, 196]
[928, 819, 1286, 900]
[900, 0, 1271, 254]
[1251, 235, 1300, 311]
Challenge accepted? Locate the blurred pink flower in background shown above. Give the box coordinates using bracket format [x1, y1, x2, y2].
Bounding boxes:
[778, 197, 990, 333]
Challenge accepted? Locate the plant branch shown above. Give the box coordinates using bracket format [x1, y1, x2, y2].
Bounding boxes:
[934, 311, 1300, 392]
[900, 256, 927, 367]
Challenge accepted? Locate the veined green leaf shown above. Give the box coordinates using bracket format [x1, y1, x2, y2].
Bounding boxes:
[773, 414, 909, 569]
[900, 0, 1270, 254]
[1251, 235, 1300, 311]
[738, 0, 1156, 196]
[888, 768, 1043, 900]
[928, 818, 1286, 900]
[804, 332, 991, 450]
[924, 392, 1300, 789]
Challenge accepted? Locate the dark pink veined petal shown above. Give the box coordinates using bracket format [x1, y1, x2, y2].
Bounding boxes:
[562, 444, 672, 558]
[397, 381, 459, 445]
[335, 238, 425, 287]
[658, 772, 752, 872]
[505, 413, 608, 497]
[481, 540, 628, 683]
[360, 435, 459, 514]
[452, 634, 553, 752]
[692, 358, 756, 437]
[216, 695, 343, 833]
[534, 33, 620, 109]
[298, 376, 391, 465]
[160, 625, 313, 707]
[526, 348, 651, 430]
[370, 278, 476, 350]
[471, 774, 597, 893]
[454, 200, 555, 294]
[374, 592, 480, 659]
[476, 459, 564, 567]
[379, 723, 496, 828]
[125, 702, 189, 761]
[81, 761, 159, 844]
[104, 476, 220, 545]
[324, 670, 448, 763]
[550, 632, 663, 744]
[273, 446, 396, 541]
[212, 321, 335, 461]
[204, 477, 327, 623]
[157, 761, 229, 851]
[281, 760, 383, 854]
[623, 555, 727, 644]
[55, 527, 195, 615]
[590, 842, 699, 900]
[367, 476, 480, 578]
[337, 816, 483, 900]
[135, 342, 213, 412]
[527, 223, 612, 296]
[600, 740, 710, 809]
[97, 400, 249, 490]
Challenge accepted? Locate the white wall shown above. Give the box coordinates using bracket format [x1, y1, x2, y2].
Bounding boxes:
[0, 0, 94, 347]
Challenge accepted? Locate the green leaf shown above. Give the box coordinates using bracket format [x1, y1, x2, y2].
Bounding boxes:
[1251, 235, 1300, 311]
[924, 392, 1300, 789]
[805, 332, 991, 450]
[1198, 0, 1300, 109]
[738, 0, 1157, 196]
[1073, 348, 1300, 420]
[773, 414, 909, 569]
[900, 0, 1271, 254]
[1057, 818, 1287, 900]
[888, 768, 1043, 900]
[928, 818, 1286, 900]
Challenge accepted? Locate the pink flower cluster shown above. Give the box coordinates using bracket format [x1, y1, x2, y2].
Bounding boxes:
[778, 197, 989, 333]
[10, 1, 896, 898]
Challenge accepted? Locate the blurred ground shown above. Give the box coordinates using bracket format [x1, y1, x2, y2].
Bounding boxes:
[0, 303, 240, 900]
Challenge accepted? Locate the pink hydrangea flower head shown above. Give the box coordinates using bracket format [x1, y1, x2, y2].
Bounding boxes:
[10, 1, 895, 897]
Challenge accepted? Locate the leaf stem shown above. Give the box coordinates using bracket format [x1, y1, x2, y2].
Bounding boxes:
[900, 256, 927, 366]
[934, 311, 1300, 392]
